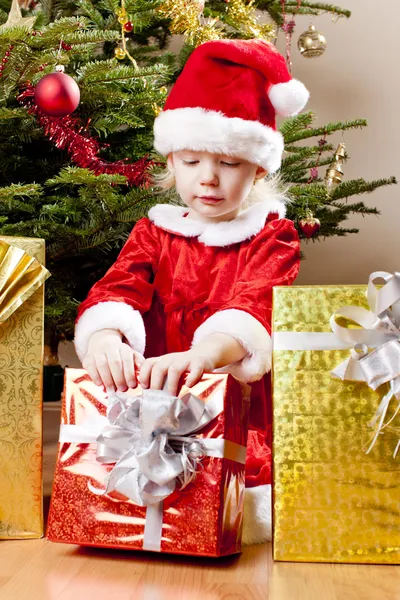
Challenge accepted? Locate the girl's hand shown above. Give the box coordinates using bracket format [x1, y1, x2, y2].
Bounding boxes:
[138, 350, 216, 396]
[83, 328, 144, 392]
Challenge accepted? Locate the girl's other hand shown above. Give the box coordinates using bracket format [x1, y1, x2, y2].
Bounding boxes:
[83, 328, 144, 392]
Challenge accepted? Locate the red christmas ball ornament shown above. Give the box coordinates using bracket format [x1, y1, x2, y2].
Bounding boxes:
[299, 211, 321, 238]
[123, 21, 133, 32]
[34, 71, 80, 117]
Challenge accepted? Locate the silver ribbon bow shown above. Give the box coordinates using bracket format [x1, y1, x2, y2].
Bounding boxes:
[330, 271, 400, 455]
[88, 388, 217, 506]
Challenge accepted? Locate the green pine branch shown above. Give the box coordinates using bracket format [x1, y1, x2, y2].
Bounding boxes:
[255, 0, 351, 24]
[331, 177, 397, 200]
[285, 155, 335, 176]
[281, 144, 335, 168]
[280, 1, 350, 16]
[282, 113, 368, 144]
[329, 201, 380, 215]
[75, 0, 105, 28]
[0, 182, 43, 200]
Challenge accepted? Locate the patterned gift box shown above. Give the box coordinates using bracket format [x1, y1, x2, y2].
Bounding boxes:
[272, 281, 400, 564]
[0, 236, 49, 539]
[47, 368, 251, 556]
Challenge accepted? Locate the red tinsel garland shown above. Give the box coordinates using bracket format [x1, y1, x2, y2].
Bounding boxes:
[17, 85, 160, 188]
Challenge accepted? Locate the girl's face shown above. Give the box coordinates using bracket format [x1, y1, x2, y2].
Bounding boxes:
[167, 150, 267, 222]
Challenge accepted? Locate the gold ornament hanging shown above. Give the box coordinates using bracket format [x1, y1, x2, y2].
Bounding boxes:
[113, 1, 138, 69]
[325, 142, 346, 194]
[298, 24, 327, 58]
[114, 47, 126, 60]
[152, 103, 162, 116]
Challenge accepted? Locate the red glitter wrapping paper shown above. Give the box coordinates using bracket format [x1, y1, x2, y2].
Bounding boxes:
[47, 368, 251, 556]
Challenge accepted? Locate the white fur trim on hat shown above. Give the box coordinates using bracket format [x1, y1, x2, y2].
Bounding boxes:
[153, 107, 285, 173]
[191, 309, 272, 382]
[148, 195, 286, 247]
[74, 301, 146, 363]
[268, 78, 310, 117]
[242, 484, 272, 545]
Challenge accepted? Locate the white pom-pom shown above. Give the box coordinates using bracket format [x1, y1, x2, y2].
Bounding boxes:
[268, 79, 310, 117]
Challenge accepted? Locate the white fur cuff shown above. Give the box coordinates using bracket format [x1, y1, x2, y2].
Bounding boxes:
[191, 309, 272, 383]
[74, 301, 146, 363]
[242, 484, 272, 545]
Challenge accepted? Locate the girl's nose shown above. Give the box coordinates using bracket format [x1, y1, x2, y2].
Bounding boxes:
[200, 167, 219, 185]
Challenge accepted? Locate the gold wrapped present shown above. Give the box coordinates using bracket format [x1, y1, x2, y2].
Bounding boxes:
[272, 275, 400, 564]
[0, 237, 50, 538]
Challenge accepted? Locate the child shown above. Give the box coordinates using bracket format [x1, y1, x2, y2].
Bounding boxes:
[74, 38, 309, 545]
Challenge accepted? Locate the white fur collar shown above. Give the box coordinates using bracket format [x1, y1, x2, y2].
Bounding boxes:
[148, 198, 286, 247]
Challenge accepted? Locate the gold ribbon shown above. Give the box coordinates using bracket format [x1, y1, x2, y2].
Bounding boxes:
[0, 240, 51, 323]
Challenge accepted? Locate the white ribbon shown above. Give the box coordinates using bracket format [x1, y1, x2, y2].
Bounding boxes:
[274, 271, 400, 456]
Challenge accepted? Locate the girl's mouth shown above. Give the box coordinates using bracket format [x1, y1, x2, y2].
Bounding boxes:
[198, 196, 224, 204]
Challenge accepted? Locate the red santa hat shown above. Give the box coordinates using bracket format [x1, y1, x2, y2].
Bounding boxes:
[153, 38, 309, 174]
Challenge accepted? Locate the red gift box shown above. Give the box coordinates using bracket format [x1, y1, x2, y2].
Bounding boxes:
[47, 368, 251, 556]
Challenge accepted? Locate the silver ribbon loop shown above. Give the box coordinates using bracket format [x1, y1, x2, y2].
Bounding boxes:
[86, 387, 222, 507]
[368, 271, 400, 325]
[330, 271, 400, 455]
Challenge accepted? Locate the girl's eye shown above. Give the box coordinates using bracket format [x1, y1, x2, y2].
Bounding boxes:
[182, 160, 240, 167]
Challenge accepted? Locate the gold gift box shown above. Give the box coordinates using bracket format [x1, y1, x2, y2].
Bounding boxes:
[0, 236, 47, 539]
[272, 285, 400, 564]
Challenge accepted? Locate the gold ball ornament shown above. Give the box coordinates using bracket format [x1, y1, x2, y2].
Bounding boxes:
[118, 14, 128, 25]
[298, 24, 327, 58]
[114, 47, 126, 60]
[116, 7, 126, 17]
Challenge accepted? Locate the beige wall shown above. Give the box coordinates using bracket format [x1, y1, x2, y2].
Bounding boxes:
[276, 0, 399, 284]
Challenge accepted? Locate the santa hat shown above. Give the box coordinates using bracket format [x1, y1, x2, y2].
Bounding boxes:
[153, 38, 309, 174]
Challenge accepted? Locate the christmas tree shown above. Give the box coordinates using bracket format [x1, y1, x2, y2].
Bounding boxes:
[0, 0, 396, 350]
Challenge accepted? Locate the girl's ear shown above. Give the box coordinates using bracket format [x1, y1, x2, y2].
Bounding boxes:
[167, 153, 175, 173]
[255, 166, 268, 181]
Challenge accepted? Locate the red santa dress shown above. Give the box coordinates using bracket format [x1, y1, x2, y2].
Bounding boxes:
[74, 195, 301, 545]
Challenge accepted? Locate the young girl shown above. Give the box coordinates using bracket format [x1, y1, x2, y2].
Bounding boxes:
[74, 38, 309, 545]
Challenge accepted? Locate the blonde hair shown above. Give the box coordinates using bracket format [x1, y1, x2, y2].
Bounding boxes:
[150, 165, 290, 211]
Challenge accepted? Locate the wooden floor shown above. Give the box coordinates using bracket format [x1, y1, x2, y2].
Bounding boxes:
[0, 405, 399, 600]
